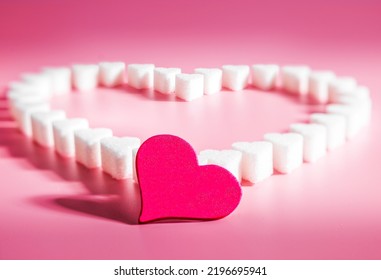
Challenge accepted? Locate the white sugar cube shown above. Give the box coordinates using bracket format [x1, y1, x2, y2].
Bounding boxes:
[31, 110, 67, 147]
[194, 68, 222, 95]
[127, 64, 155, 89]
[8, 80, 42, 94]
[328, 76, 357, 102]
[329, 85, 363, 103]
[281, 65, 311, 95]
[222, 65, 250, 91]
[8, 92, 49, 118]
[330, 86, 370, 103]
[7, 90, 31, 101]
[8, 91, 47, 105]
[310, 113, 346, 151]
[154, 67, 181, 94]
[175, 74, 204, 101]
[332, 86, 372, 126]
[42, 67, 71, 95]
[264, 133, 303, 174]
[14, 102, 50, 137]
[308, 70, 336, 103]
[198, 149, 242, 182]
[72, 64, 99, 91]
[251, 64, 279, 90]
[334, 96, 371, 126]
[232, 141, 273, 183]
[326, 104, 362, 139]
[289, 123, 327, 163]
[74, 128, 113, 168]
[101, 136, 141, 179]
[53, 118, 90, 158]
[99, 62, 125, 87]
[331, 85, 370, 104]
[352, 86, 371, 100]
[21, 73, 52, 97]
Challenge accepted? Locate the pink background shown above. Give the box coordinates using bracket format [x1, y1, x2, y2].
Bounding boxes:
[1, 0, 381, 259]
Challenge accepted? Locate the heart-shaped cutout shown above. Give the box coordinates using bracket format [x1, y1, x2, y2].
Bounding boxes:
[136, 134, 242, 223]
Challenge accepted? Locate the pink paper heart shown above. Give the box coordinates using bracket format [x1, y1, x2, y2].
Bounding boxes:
[136, 135, 242, 223]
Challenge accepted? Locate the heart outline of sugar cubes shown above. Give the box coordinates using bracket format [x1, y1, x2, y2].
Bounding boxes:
[6, 60, 373, 223]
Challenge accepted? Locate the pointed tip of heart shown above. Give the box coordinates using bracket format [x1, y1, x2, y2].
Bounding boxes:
[136, 134, 242, 224]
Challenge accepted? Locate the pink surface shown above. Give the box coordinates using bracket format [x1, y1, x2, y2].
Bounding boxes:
[1, 0, 381, 259]
[136, 135, 241, 223]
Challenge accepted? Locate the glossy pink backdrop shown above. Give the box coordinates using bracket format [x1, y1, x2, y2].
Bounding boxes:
[0, 0, 380, 259]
